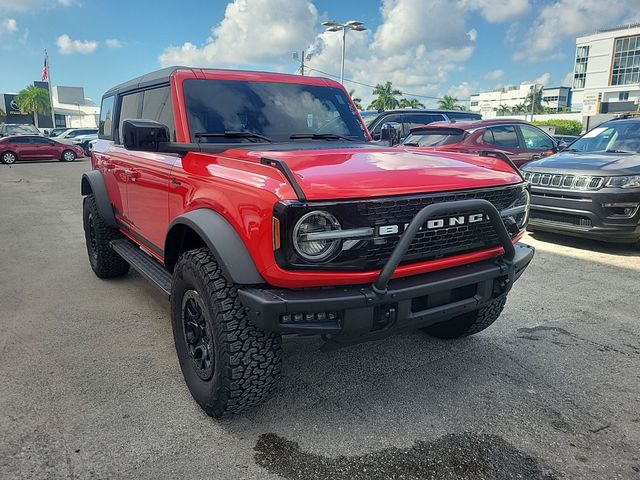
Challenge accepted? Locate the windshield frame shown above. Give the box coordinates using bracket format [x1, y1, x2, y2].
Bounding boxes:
[181, 78, 369, 144]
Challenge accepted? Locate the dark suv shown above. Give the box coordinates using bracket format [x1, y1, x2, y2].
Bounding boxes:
[367, 109, 481, 140]
[523, 117, 640, 245]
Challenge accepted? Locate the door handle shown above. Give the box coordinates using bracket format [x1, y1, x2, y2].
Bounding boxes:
[125, 169, 140, 181]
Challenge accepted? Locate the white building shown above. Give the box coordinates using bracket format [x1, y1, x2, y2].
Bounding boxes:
[51, 86, 99, 128]
[571, 23, 640, 115]
[470, 84, 570, 117]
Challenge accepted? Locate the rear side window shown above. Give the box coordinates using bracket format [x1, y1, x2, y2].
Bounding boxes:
[118, 91, 143, 143]
[99, 96, 115, 139]
[141, 86, 175, 141]
[484, 125, 520, 148]
[404, 129, 466, 147]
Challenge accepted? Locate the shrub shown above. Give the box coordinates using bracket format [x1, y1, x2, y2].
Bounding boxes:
[533, 119, 582, 136]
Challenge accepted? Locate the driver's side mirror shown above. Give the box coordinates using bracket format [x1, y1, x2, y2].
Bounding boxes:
[556, 140, 569, 151]
[380, 122, 402, 146]
[122, 119, 169, 151]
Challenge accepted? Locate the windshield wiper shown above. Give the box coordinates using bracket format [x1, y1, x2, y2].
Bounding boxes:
[605, 149, 635, 154]
[402, 142, 419, 146]
[194, 131, 272, 143]
[290, 133, 354, 141]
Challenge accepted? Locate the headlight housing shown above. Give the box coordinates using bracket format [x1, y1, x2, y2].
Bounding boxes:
[292, 210, 342, 262]
[500, 187, 530, 233]
[605, 175, 640, 189]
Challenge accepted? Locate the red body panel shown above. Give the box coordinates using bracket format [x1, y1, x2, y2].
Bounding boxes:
[95, 68, 525, 289]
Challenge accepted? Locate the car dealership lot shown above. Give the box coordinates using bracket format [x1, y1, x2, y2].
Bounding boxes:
[1, 161, 639, 479]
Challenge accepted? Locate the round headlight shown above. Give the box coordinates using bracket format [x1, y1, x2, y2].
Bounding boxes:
[292, 211, 342, 262]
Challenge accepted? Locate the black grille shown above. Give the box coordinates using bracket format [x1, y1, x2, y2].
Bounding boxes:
[359, 185, 521, 267]
[530, 210, 592, 227]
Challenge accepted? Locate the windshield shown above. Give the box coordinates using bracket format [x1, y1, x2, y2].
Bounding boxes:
[569, 122, 640, 153]
[5, 124, 40, 135]
[183, 79, 367, 143]
[403, 129, 466, 147]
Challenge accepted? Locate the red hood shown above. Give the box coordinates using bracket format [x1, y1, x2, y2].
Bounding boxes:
[228, 146, 522, 201]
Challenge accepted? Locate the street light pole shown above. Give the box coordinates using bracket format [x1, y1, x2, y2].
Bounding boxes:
[321, 20, 367, 85]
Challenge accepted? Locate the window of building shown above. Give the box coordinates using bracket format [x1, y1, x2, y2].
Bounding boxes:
[470, 101, 479, 106]
[573, 45, 589, 89]
[99, 96, 115, 139]
[612, 35, 640, 86]
[619, 91, 630, 101]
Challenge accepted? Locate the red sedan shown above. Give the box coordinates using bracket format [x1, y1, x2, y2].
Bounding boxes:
[0, 134, 85, 164]
[401, 119, 561, 168]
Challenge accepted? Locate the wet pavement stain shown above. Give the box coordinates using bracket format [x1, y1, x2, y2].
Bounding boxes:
[254, 432, 558, 480]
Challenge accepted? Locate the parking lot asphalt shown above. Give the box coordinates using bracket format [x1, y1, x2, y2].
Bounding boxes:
[1, 160, 639, 479]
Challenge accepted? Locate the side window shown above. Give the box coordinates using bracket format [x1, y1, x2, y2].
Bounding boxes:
[30, 136, 50, 144]
[371, 114, 402, 135]
[12, 137, 30, 144]
[519, 125, 554, 150]
[141, 86, 175, 140]
[481, 128, 494, 144]
[404, 114, 445, 134]
[99, 96, 115, 139]
[486, 126, 520, 148]
[118, 91, 143, 143]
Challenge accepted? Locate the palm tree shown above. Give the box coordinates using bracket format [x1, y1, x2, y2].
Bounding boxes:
[15, 85, 51, 129]
[0, 106, 5, 123]
[497, 104, 511, 116]
[348, 89, 363, 110]
[399, 98, 425, 109]
[511, 103, 528, 114]
[438, 95, 462, 110]
[367, 81, 402, 110]
[525, 86, 544, 114]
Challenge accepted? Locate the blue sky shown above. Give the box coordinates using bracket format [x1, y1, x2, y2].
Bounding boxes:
[0, 0, 637, 106]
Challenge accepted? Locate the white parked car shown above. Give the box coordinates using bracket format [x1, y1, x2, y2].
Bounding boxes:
[56, 128, 99, 145]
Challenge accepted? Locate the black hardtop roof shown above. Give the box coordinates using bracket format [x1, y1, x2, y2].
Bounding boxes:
[103, 66, 188, 98]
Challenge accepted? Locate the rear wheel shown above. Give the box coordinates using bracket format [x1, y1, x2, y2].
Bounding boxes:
[421, 296, 507, 339]
[61, 149, 76, 162]
[2, 151, 17, 164]
[83, 194, 130, 278]
[171, 247, 282, 418]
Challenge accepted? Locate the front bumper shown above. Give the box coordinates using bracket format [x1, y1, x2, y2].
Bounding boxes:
[528, 186, 640, 243]
[239, 197, 534, 347]
[239, 243, 533, 346]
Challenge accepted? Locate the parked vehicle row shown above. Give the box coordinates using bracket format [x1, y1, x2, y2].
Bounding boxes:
[0, 135, 84, 163]
[81, 67, 534, 418]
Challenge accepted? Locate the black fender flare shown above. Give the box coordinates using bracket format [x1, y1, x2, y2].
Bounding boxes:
[81, 171, 117, 228]
[165, 209, 265, 285]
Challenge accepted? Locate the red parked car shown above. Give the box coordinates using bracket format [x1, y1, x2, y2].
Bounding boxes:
[401, 119, 562, 168]
[0, 134, 84, 164]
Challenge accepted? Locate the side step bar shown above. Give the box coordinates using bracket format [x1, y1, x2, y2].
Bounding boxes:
[110, 239, 172, 297]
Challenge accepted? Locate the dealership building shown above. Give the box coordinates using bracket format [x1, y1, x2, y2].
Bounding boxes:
[571, 23, 640, 114]
[469, 84, 571, 117]
[1, 82, 99, 129]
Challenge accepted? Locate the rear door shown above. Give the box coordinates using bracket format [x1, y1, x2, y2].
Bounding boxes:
[29, 136, 58, 159]
[8, 137, 33, 159]
[480, 125, 530, 167]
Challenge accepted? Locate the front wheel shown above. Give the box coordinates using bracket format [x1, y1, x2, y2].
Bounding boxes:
[171, 248, 282, 418]
[2, 151, 17, 164]
[61, 149, 76, 162]
[420, 296, 507, 339]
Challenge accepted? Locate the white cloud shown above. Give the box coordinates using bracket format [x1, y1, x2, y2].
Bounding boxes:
[561, 71, 573, 87]
[57, 34, 98, 54]
[484, 69, 504, 81]
[105, 38, 123, 48]
[159, 0, 318, 67]
[0, 0, 72, 13]
[448, 81, 476, 102]
[513, 0, 640, 61]
[461, 0, 530, 23]
[467, 28, 477, 42]
[534, 72, 551, 86]
[0, 18, 17, 35]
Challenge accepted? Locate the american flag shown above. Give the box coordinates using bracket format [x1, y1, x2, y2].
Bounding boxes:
[41, 54, 48, 82]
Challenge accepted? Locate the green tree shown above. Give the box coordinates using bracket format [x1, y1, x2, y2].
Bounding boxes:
[348, 89, 363, 110]
[15, 85, 51, 128]
[368, 81, 402, 110]
[438, 95, 463, 110]
[525, 85, 544, 114]
[399, 98, 425, 109]
[497, 104, 511, 116]
[533, 119, 582, 136]
[511, 103, 528, 114]
[0, 106, 5, 123]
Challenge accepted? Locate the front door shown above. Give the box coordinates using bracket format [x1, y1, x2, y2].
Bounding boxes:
[517, 124, 557, 165]
[481, 125, 530, 167]
[30, 136, 58, 159]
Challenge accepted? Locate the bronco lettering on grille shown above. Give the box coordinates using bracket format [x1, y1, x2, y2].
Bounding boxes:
[376, 213, 487, 236]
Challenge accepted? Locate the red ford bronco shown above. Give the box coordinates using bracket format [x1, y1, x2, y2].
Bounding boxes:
[82, 67, 534, 417]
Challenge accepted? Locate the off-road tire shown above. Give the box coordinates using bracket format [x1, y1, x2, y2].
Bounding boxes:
[83, 194, 130, 278]
[2, 151, 17, 164]
[421, 296, 507, 339]
[171, 248, 282, 418]
[61, 149, 76, 162]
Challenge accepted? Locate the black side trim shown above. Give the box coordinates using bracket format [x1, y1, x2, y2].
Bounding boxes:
[165, 209, 265, 285]
[80, 171, 117, 228]
[260, 156, 306, 201]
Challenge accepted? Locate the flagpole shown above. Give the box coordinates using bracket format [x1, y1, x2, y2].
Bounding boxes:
[45, 50, 55, 128]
